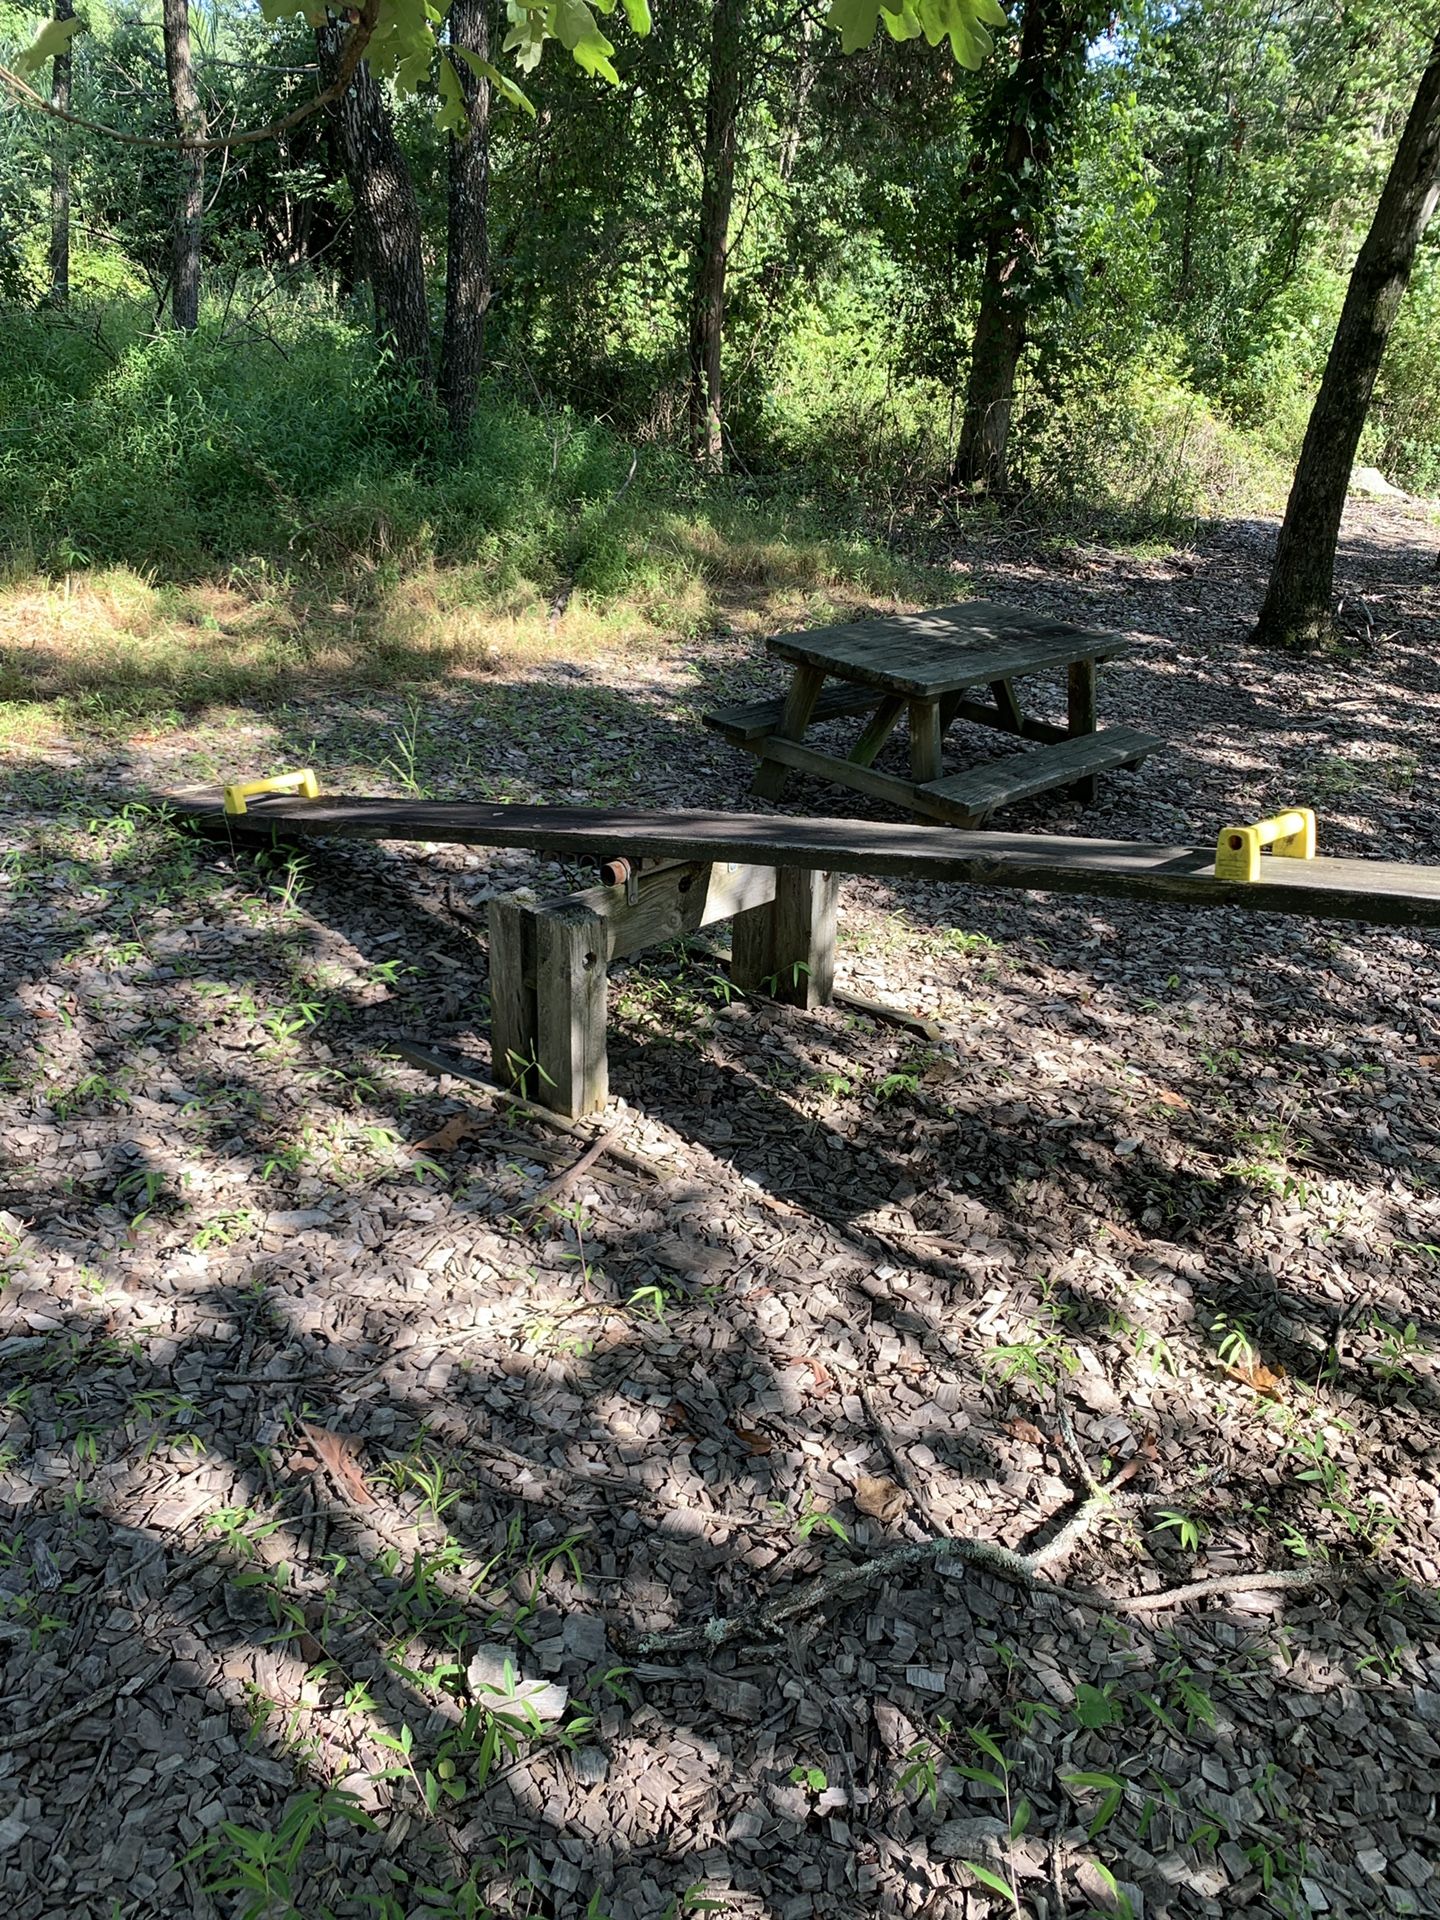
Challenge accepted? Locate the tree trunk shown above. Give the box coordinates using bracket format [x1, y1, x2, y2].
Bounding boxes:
[48, 0, 74, 306]
[161, 0, 204, 331]
[439, 0, 492, 436]
[953, 0, 1085, 495]
[687, 0, 745, 470]
[317, 17, 433, 387]
[1254, 30, 1440, 650]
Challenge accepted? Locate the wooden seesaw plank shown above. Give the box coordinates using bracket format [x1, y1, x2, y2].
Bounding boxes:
[161, 788, 1440, 928]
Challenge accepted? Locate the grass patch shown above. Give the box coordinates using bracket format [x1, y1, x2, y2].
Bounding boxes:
[0, 301, 953, 739]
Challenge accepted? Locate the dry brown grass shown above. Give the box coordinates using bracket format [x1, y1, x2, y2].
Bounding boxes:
[0, 525, 942, 746]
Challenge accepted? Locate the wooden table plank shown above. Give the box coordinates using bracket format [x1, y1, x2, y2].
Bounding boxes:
[162, 789, 1440, 927]
[767, 601, 1130, 698]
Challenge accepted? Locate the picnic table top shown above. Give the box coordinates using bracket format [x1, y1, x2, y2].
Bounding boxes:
[767, 598, 1131, 698]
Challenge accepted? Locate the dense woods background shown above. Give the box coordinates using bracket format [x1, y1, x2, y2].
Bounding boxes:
[0, 0, 1437, 591]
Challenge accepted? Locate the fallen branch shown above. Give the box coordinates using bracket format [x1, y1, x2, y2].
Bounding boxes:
[525, 1127, 620, 1221]
[631, 1459, 1335, 1655]
[0, 1653, 169, 1753]
[682, 934, 951, 1042]
[386, 1041, 663, 1181]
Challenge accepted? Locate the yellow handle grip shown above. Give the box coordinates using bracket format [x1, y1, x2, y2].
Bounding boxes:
[1215, 807, 1316, 883]
[223, 769, 321, 817]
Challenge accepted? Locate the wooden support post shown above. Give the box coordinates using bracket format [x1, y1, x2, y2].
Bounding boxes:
[909, 700, 943, 783]
[849, 695, 905, 769]
[1067, 657, 1099, 803]
[992, 677, 1024, 730]
[491, 861, 784, 1118]
[534, 905, 609, 1118]
[731, 867, 837, 1009]
[488, 894, 538, 1095]
[752, 664, 826, 802]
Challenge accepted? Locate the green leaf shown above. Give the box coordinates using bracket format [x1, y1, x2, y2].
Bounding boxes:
[825, 0, 1002, 65]
[548, 0, 620, 81]
[435, 55, 468, 134]
[964, 1861, 1018, 1900]
[825, 0, 913, 54]
[15, 14, 83, 75]
[955, 1763, 1005, 1789]
[451, 44, 537, 114]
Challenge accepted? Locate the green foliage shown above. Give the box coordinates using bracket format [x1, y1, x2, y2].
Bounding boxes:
[826, 0, 1005, 67]
[183, 1786, 376, 1919]
[0, 302, 629, 577]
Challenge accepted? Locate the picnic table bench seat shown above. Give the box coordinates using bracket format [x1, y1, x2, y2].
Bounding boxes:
[703, 682, 878, 743]
[917, 725, 1163, 826]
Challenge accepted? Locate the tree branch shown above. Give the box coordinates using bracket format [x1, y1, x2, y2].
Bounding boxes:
[0, 2, 378, 154]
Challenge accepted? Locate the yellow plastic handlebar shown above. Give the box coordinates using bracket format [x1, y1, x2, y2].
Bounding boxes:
[223, 769, 321, 817]
[1215, 807, 1316, 884]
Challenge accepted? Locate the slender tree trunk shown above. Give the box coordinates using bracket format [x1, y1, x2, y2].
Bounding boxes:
[1254, 31, 1440, 650]
[48, 0, 74, 306]
[1177, 143, 1199, 302]
[953, 0, 1085, 495]
[161, 0, 205, 330]
[318, 18, 433, 387]
[439, 0, 492, 436]
[779, 12, 815, 184]
[688, 0, 745, 470]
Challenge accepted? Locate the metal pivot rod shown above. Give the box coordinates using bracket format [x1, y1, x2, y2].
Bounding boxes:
[488, 858, 838, 1118]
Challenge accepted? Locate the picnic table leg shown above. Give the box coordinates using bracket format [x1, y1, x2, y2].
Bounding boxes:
[751, 664, 826, 802]
[1067, 657, 1098, 803]
[909, 700, 943, 783]
[992, 678, 1025, 731]
[849, 694, 905, 768]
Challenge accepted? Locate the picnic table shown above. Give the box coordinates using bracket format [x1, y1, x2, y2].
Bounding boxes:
[704, 599, 1163, 826]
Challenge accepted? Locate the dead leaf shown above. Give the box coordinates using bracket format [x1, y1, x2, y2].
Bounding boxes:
[1154, 1088, 1190, 1109]
[1229, 1357, 1286, 1396]
[730, 1422, 773, 1456]
[301, 1422, 376, 1506]
[415, 1115, 486, 1151]
[855, 1475, 907, 1523]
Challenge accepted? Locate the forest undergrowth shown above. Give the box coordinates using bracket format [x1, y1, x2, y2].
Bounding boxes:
[0, 296, 1294, 745]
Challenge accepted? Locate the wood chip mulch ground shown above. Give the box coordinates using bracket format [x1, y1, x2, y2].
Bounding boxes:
[2, 495, 1439, 1919]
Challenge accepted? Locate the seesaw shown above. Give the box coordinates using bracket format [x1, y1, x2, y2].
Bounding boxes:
[166, 776, 1440, 1118]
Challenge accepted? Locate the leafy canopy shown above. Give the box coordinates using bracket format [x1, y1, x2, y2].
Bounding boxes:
[14, 0, 1008, 135]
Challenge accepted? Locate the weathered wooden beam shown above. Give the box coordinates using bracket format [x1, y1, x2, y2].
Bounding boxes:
[1067, 658, 1099, 803]
[535, 905, 609, 1119]
[747, 737, 958, 821]
[752, 663, 827, 803]
[558, 860, 778, 962]
[731, 867, 837, 1009]
[909, 700, 943, 783]
[848, 695, 905, 768]
[165, 791, 1440, 928]
[489, 860, 800, 1117]
[488, 894, 539, 1095]
[703, 683, 876, 743]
